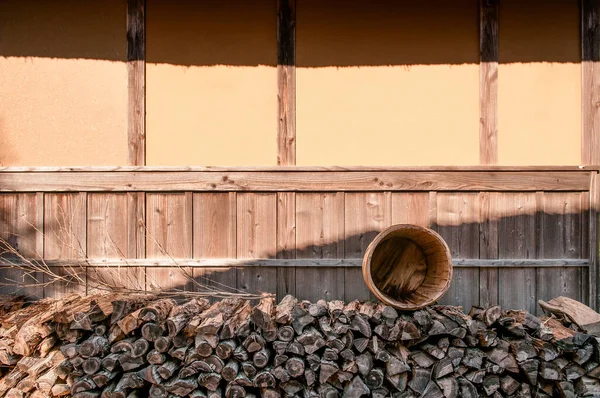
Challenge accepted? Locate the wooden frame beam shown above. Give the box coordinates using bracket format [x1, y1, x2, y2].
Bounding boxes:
[127, 0, 146, 166]
[277, 0, 296, 165]
[0, 170, 592, 192]
[479, 0, 499, 165]
[3, 258, 589, 268]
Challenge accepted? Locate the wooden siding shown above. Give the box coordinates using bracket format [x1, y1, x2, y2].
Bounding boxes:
[0, 168, 595, 312]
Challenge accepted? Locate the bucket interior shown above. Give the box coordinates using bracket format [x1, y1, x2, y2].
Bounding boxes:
[366, 226, 452, 309]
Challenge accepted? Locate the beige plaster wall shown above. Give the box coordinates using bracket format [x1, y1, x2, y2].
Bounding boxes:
[145, 0, 278, 166]
[0, 0, 128, 166]
[296, 0, 480, 166]
[498, 0, 581, 165]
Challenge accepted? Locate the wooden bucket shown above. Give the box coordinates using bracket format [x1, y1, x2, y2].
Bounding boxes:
[362, 224, 453, 310]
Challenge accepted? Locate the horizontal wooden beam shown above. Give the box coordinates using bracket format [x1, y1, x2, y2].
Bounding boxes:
[0, 170, 590, 192]
[3, 258, 589, 268]
[1, 166, 597, 172]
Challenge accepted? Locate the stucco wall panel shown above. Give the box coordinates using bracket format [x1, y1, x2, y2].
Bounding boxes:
[498, 0, 581, 165]
[0, 0, 128, 166]
[145, 0, 277, 166]
[296, 0, 480, 166]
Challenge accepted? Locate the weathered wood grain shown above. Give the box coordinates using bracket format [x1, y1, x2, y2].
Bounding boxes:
[496, 193, 537, 314]
[87, 193, 144, 293]
[391, 193, 430, 227]
[276, 192, 296, 299]
[0, 194, 42, 297]
[344, 193, 392, 301]
[0, 171, 590, 192]
[145, 193, 193, 292]
[277, 0, 296, 166]
[436, 193, 480, 310]
[236, 193, 277, 296]
[479, 192, 498, 307]
[296, 193, 344, 301]
[582, 0, 600, 165]
[127, 0, 146, 166]
[193, 193, 237, 296]
[537, 193, 586, 313]
[87, 194, 136, 258]
[590, 173, 599, 310]
[44, 193, 87, 298]
[479, 0, 498, 165]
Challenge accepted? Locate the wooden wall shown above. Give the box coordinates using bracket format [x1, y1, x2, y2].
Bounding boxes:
[0, 168, 595, 313]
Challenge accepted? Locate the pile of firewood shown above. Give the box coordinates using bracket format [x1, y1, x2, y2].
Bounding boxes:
[0, 293, 599, 398]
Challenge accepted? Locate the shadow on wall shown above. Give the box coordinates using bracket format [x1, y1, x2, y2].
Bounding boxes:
[0, 0, 582, 66]
[0, 205, 590, 316]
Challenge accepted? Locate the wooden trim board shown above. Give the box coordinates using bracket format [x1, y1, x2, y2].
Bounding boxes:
[5, 258, 589, 268]
[479, 0, 499, 165]
[277, 0, 296, 166]
[127, 0, 146, 166]
[0, 171, 591, 192]
[582, 0, 600, 166]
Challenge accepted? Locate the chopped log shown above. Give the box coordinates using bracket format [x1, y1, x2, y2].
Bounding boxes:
[225, 384, 246, 398]
[221, 301, 252, 340]
[141, 323, 164, 342]
[117, 309, 142, 335]
[146, 349, 166, 365]
[79, 336, 109, 358]
[433, 357, 453, 379]
[540, 361, 560, 380]
[195, 333, 217, 357]
[436, 377, 458, 398]
[411, 351, 435, 368]
[138, 364, 162, 384]
[51, 384, 71, 397]
[482, 375, 500, 395]
[92, 370, 118, 388]
[539, 296, 600, 329]
[576, 376, 600, 395]
[319, 361, 339, 384]
[297, 327, 326, 354]
[457, 378, 478, 398]
[253, 347, 272, 368]
[165, 377, 198, 396]
[83, 357, 102, 375]
[251, 296, 276, 338]
[565, 362, 586, 380]
[101, 353, 121, 372]
[465, 369, 485, 384]
[350, 315, 371, 338]
[323, 348, 338, 361]
[222, 360, 239, 382]
[292, 306, 315, 335]
[71, 376, 96, 394]
[216, 339, 238, 360]
[157, 360, 179, 380]
[243, 333, 266, 353]
[364, 368, 384, 389]
[234, 373, 254, 387]
[107, 324, 125, 344]
[139, 298, 176, 323]
[353, 338, 369, 353]
[276, 295, 298, 324]
[242, 362, 257, 378]
[131, 338, 149, 358]
[253, 370, 276, 388]
[355, 352, 373, 376]
[198, 372, 222, 391]
[286, 341, 305, 356]
[276, 326, 294, 342]
[408, 368, 430, 394]
[342, 376, 370, 398]
[500, 375, 519, 396]
[285, 357, 304, 378]
[233, 345, 250, 362]
[519, 358, 539, 385]
[168, 345, 189, 361]
[308, 300, 328, 318]
[557, 381, 577, 398]
[117, 354, 144, 372]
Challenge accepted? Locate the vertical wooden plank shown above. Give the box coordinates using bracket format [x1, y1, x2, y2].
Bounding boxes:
[537, 193, 585, 312]
[0, 194, 42, 298]
[590, 173, 599, 310]
[193, 193, 237, 296]
[277, 192, 296, 299]
[44, 193, 87, 298]
[128, 192, 146, 260]
[277, 0, 296, 165]
[145, 193, 193, 292]
[479, 192, 499, 307]
[391, 192, 430, 227]
[296, 193, 344, 302]
[344, 192, 392, 301]
[582, 0, 600, 165]
[127, 0, 146, 166]
[236, 193, 277, 296]
[87, 194, 144, 293]
[496, 193, 537, 314]
[479, 0, 499, 165]
[436, 193, 480, 310]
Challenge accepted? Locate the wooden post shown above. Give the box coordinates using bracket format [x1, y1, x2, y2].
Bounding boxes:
[277, 0, 296, 166]
[479, 0, 499, 165]
[583, 0, 600, 310]
[127, 0, 146, 167]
